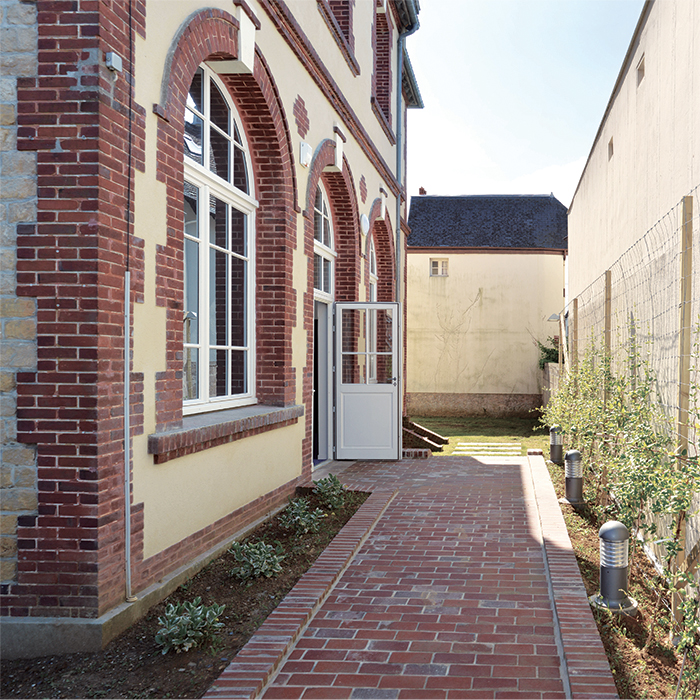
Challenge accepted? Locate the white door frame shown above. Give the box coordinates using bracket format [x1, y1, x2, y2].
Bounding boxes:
[313, 300, 333, 465]
[334, 301, 401, 460]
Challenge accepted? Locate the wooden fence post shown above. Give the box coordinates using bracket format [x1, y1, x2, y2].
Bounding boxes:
[673, 196, 693, 624]
[678, 195, 693, 468]
[572, 297, 578, 370]
[604, 270, 612, 404]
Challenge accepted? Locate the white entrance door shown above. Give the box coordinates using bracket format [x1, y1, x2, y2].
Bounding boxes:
[335, 302, 400, 460]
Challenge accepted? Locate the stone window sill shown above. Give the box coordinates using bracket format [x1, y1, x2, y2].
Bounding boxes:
[148, 404, 304, 464]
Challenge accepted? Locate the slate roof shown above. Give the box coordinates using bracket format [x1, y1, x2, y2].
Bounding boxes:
[407, 194, 568, 249]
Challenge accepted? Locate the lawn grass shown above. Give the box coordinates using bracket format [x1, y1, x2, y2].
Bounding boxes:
[410, 414, 549, 455]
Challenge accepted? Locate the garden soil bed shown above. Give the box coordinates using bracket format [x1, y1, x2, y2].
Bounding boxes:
[1, 488, 368, 700]
[547, 461, 684, 699]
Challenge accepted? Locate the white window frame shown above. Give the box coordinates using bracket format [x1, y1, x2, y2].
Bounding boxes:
[183, 65, 258, 415]
[313, 183, 336, 303]
[430, 258, 448, 277]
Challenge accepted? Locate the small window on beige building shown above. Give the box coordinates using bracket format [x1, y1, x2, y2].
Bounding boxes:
[608, 137, 614, 160]
[430, 258, 448, 277]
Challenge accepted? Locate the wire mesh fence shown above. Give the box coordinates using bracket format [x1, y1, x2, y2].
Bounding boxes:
[568, 186, 699, 454]
[565, 187, 700, 573]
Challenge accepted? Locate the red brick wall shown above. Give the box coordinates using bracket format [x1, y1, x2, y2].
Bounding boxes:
[366, 198, 396, 303]
[3, 3, 303, 620]
[373, 7, 392, 125]
[5, 0, 146, 619]
[327, 0, 354, 52]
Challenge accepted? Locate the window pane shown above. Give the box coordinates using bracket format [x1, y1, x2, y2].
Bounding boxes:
[233, 145, 248, 193]
[188, 68, 203, 113]
[376, 309, 393, 353]
[233, 121, 243, 145]
[323, 258, 331, 293]
[314, 254, 321, 290]
[375, 354, 394, 384]
[341, 309, 365, 353]
[210, 348, 228, 397]
[184, 238, 199, 343]
[315, 187, 322, 212]
[209, 196, 228, 248]
[209, 81, 230, 134]
[184, 186, 198, 237]
[231, 350, 246, 394]
[342, 353, 366, 384]
[210, 248, 228, 346]
[210, 128, 230, 181]
[230, 208, 246, 256]
[230, 256, 246, 347]
[314, 208, 323, 243]
[183, 348, 199, 400]
[184, 110, 203, 164]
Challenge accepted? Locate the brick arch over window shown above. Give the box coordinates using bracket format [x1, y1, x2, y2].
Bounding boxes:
[303, 140, 361, 303]
[153, 9, 298, 431]
[366, 197, 396, 302]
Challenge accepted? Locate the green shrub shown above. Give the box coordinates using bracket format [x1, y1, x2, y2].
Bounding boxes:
[536, 337, 559, 369]
[313, 474, 347, 510]
[229, 540, 285, 580]
[155, 597, 225, 654]
[278, 497, 326, 534]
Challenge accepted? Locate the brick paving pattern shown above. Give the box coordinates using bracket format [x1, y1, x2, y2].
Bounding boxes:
[206, 454, 617, 699]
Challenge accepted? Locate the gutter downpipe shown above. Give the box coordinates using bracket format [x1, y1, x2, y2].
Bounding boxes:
[124, 0, 136, 603]
[395, 2, 419, 452]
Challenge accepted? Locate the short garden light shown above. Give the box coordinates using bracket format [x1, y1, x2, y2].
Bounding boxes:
[549, 425, 563, 465]
[561, 449, 584, 505]
[589, 520, 638, 615]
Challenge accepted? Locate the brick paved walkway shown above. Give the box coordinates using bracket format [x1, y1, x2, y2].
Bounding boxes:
[205, 454, 617, 699]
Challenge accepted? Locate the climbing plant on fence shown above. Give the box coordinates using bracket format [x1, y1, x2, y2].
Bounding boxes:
[542, 323, 700, 697]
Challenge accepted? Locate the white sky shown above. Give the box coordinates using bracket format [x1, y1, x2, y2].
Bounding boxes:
[405, 0, 645, 208]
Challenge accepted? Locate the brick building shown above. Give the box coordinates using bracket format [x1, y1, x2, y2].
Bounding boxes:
[0, 0, 422, 657]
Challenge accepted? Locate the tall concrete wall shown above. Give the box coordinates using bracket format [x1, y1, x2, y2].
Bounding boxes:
[568, 0, 700, 299]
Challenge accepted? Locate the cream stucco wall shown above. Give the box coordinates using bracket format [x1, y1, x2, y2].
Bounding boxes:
[406, 252, 565, 397]
[568, 0, 700, 299]
[134, 422, 303, 557]
[129, 0, 405, 557]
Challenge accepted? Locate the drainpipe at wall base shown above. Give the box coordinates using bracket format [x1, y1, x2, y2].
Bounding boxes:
[124, 270, 136, 603]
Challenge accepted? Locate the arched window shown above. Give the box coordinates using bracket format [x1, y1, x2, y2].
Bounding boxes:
[368, 237, 378, 302]
[313, 183, 335, 300]
[368, 237, 378, 382]
[183, 64, 257, 413]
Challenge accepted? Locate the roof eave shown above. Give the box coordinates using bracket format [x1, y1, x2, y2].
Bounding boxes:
[402, 48, 423, 108]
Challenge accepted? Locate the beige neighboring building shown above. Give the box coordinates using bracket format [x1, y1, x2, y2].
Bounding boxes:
[406, 195, 567, 417]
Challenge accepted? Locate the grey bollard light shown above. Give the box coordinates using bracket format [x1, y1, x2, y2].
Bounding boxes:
[563, 449, 584, 505]
[549, 425, 563, 465]
[589, 521, 638, 615]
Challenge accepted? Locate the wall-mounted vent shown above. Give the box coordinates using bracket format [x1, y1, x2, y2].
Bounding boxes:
[636, 54, 645, 86]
